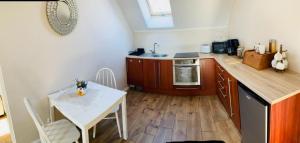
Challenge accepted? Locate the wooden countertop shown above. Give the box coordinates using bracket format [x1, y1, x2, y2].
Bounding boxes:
[211, 54, 300, 104]
[127, 53, 300, 104]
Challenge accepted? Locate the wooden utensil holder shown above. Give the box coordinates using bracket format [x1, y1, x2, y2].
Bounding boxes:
[243, 50, 275, 70]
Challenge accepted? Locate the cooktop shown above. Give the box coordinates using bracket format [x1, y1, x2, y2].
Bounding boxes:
[174, 52, 199, 58]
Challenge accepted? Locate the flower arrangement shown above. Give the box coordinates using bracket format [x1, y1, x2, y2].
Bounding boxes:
[271, 45, 288, 72]
[76, 79, 88, 96]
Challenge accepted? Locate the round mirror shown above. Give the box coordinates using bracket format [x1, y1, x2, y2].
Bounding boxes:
[46, 0, 78, 35]
[56, 1, 71, 25]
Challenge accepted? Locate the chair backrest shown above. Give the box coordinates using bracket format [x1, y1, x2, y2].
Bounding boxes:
[96, 68, 117, 89]
[24, 98, 48, 142]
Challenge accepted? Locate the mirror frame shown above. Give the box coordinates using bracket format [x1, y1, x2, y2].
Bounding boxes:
[46, 0, 78, 35]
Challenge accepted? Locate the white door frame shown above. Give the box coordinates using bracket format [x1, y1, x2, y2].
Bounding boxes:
[0, 66, 16, 143]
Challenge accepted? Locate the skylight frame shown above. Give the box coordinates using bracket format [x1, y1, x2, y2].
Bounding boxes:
[146, 0, 172, 16]
[137, 0, 174, 29]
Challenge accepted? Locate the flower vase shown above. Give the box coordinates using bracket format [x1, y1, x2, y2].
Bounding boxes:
[76, 88, 86, 96]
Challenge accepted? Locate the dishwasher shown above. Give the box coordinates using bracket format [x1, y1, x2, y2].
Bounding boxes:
[238, 82, 269, 143]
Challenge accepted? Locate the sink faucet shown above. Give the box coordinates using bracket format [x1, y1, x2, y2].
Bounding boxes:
[150, 43, 159, 54]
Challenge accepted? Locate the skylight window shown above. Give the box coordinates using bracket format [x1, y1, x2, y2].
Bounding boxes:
[137, 0, 174, 28]
[146, 0, 172, 16]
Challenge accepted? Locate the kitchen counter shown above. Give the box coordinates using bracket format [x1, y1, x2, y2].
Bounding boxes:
[127, 53, 177, 60]
[127, 52, 212, 60]
[213, 54, 300, 104]
[127, 53, 300, 104]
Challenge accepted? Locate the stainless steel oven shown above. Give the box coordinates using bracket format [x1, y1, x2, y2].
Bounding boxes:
[173, 58, 200, 85]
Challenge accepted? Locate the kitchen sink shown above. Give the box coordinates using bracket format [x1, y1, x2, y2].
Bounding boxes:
[141, 53, 168, 57]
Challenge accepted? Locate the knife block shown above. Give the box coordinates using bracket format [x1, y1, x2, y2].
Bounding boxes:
[243, 50, 275, 70]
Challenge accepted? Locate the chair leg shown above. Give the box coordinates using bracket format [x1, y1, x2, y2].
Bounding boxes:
[93, 125, 96, 139]
[115, 111, 122, 138]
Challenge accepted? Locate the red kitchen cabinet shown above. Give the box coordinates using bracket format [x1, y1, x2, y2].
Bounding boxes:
[143, 59, 158, 90]
[143, 59, 173, 91]
[126, 58, 144, 86]
[227, 73, 241, 131]
[216, 62, 241, 131]
[157, 60, 173, 91]
[200, 59, 216, 95]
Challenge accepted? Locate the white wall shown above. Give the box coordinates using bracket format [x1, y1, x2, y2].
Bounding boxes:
[117, 0, 234, 31]
[0, 0, 133, 142]
[134, 28, 228, 54]
[121, 0, 232, 56]
[171, 0, 234, 29]
[229, 0, 300, 72]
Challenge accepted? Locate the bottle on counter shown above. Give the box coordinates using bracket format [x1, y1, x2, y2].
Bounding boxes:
[269, 39, 277, 53]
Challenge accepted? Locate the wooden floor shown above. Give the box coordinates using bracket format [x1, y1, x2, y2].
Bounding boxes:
[89, 90, 241, 143]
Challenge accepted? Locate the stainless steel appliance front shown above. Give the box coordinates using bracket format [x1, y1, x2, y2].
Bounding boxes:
[173, 59, 200, 86]
[238, 82, 268, 143]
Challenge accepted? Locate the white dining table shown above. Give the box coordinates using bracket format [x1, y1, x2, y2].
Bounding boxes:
[48, 81, 128, 143]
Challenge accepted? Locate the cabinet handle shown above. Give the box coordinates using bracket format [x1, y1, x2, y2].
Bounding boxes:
[138, 60, 141, 63]
[176, 87, 199, 90]
[228, 78, 234, 117]
[218, 87, 226, 98]
[217, 65, 224, 72]
[218, 73, 225, 81]
[157, 62, 160, 87]
[129, 59, 133, 62]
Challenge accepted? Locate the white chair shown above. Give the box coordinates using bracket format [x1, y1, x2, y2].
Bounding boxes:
[24, 98, 80, 143]
[92, 68, 122, 138]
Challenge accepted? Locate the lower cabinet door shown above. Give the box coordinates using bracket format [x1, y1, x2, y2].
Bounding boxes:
[157, 60, 173, 90]
[228, 74, 241, 131]
[201, 59, 216, 95]
[135, 59, 144, 86]
[127, 58, 144, 86]
[143, 59, 158, 90]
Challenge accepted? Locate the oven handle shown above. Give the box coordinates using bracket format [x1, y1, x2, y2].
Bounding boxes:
[173, 64, 200, 66]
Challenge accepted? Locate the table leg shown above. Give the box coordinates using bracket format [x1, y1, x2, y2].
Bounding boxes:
[82, 128, 89, 143]
[122, 96, 128, 140]
[49, 105, 54, 122]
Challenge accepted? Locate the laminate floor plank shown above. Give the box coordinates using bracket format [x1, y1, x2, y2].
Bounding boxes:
[199, 96, 217, 132]
[186, 111, 202, 141]
[153, 127, 173, 143]
[67, 90, 241, 143]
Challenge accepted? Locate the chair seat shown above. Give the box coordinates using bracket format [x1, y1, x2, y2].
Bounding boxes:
[43, 119, 80, 143]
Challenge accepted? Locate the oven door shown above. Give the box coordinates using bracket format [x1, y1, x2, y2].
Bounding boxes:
[173, 65, 200, 85]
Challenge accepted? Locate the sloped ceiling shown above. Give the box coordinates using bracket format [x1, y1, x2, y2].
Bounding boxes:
[116, 0, 234, 31]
